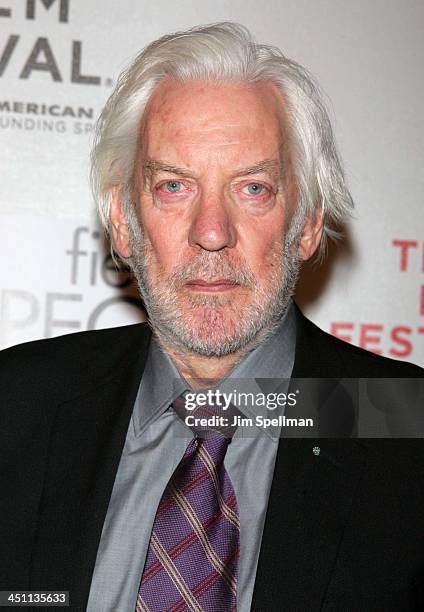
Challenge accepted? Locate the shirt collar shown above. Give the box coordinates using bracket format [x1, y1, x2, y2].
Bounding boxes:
[132, 335, 186, 436]
[133, 299, 296, 439]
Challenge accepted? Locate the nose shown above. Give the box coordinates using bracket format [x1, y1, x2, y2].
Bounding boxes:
[188, 190, 236, 251]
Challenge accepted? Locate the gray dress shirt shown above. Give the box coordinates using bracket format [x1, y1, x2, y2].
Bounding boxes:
[86, 301, 296, 612]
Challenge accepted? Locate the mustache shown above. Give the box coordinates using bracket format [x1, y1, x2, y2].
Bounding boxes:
[168, 252, 256, 287]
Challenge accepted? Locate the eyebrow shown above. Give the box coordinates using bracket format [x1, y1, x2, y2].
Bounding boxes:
[143, 158, 193, 178]
[142, 157, 282, 179]
[233, 159, 281, 177]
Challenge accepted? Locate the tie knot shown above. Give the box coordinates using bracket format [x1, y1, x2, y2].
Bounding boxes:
[171, 394, 240, 438]
[181, 432, 231, 472]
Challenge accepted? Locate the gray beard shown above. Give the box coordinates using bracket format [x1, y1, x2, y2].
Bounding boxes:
[127, 214, 303, 358]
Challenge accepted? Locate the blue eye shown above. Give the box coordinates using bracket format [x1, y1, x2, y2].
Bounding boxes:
[165, 181, 183, 193]
[246, 183, 263, 195]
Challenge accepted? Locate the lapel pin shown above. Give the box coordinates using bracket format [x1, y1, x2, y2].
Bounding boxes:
[312, 446, 321, 456]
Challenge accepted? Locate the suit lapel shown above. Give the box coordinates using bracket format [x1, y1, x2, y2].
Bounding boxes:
[251, 306, 368, 609]
[29, 325, 152, 611]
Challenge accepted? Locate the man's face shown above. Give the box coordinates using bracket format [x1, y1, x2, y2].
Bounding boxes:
[112, 80, 320, 356]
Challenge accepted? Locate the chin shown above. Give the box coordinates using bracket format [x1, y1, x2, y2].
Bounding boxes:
[172, 305, 260, 357]
[185, 306, 237, 337]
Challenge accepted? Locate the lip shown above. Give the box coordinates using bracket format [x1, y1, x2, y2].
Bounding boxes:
[185, 279, 240, 292]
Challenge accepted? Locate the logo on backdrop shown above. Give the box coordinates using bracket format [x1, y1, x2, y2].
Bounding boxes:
[0, 0, 113, 134]
[0, 225, 145, 347]
[330, 237, 424, 360]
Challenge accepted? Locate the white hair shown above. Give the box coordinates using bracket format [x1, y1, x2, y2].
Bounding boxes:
[90, 21, 353, 258]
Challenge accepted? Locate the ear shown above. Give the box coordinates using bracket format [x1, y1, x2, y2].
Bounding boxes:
[109, 185, 132, 258]
[298, 209, 324, 261]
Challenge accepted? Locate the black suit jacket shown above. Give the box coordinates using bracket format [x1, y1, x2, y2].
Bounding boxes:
[1, 304, 423, 611]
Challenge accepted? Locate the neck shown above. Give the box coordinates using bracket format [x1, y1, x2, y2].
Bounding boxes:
[153, 334, 261, 390]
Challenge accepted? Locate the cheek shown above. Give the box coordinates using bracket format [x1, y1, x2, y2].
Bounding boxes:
[141, 214, 186, 270]
[241, 220, 285, 273]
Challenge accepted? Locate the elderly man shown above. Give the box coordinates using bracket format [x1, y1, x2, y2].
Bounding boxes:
[1, 22, 423, 612]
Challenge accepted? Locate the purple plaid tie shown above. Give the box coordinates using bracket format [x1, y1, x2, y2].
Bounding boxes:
[136, 398, 240, 611]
